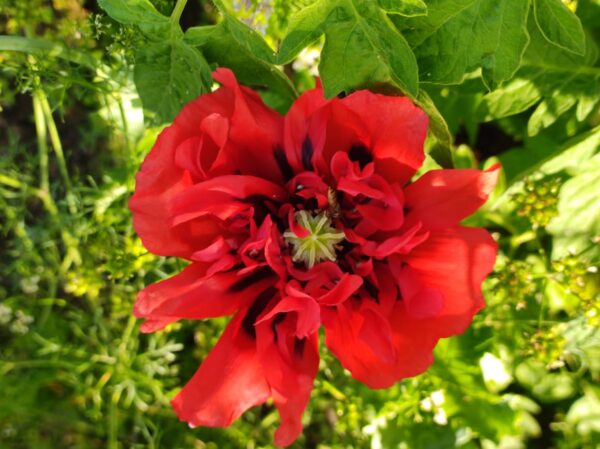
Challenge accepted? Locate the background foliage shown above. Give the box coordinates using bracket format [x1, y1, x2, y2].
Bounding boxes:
[0, 0, 599, 448]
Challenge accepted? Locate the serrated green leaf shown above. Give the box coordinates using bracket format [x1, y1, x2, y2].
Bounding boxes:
[211, 0, 277, 63]
[527, 92, 578, 135]
[480, 22, 600, 134]
[548, 152, 600, 263]
[377, 0, 427, 16]
[498, 125, 600, 184]
[184, 24, 297, 113]
[276, 0, 335, 65]
[278, 0, 419, 98]
[134, 39, 212, 123]
[400, 0, 531, 90]
[98, 0, 171, 36]
[540, 125, 600, 176]
[533, 0, 586, 55]
[479, 67, 543, 121]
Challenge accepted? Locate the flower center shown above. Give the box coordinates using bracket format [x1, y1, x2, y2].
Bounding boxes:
[283, 210, 345, 269]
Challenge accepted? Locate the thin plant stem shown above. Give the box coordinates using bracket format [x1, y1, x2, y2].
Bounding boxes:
[32, 90, 49, 193]
[108, 396, 119, 449]
[38, 90, 77, 214]
[171, 0, 188, 25]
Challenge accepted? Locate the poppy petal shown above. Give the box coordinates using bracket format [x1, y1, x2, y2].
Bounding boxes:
[283, 83, 330, 174]
[340, 91, 429, 185]
[172, 312, 271, 428]
[404, 165, 500, 231]
[396, 265, 444, 319]
[130, 68, 285, 258]
[134, 263, 276, 333]
[401, 226, 498, 335]
[212, 68, 285, 183]
[170, 175, 287, 226]
[322, 301, 439, 388]
[256, 310, 319, 447]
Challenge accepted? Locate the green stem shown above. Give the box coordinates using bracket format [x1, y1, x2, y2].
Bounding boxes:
[38, 89, 77, 214]
[32, 90, 49, 193]
[170, 0, 188, 25]
[108, 397, 119, 449]
[115, 93, 135, 175]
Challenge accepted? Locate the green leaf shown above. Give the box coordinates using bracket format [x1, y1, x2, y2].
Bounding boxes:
[424, 78, 486, 145]
[416, 90, 454, 168]
[479, 68, 543, 121]
[98, 0, 171, 36]
[211, 0, 277, 63]
[377, 0, 427, 16]
[278, 0, 419, 98]
[0, 35, 96, 69]
[480, 23, 600, 134]
[527, 91, 578, 135]
[566, 390, 600, 435]
[400, 0, 531, 90]
[134, 39, 212, 123]
[516, 359, 577, 402]
[185, 24, 297, 113]
[182, 25, 215, 46]
[498, 125, 600, 184]
[548, 152, 600, 263]
[533, 0, 586, 55]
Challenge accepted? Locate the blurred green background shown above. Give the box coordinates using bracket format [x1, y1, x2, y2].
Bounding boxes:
[1, 1, 599, 448]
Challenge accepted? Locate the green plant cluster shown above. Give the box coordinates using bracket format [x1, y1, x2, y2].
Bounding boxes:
[0, 0, 599, 448]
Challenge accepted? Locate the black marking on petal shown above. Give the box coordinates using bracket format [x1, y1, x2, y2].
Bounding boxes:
[363, 279, 380, 303]
[274, 147, 294, 181]
[226, 263, 245, 273]
[271, 313, 286, 342]
[240, 194, 280, 206]
[228, 266, 272, 292]
[294, 337, 306, 357]
[240, 194, 278, 226]
[305, 197, 319, 211]
[241, 286, 278, 339]
[302, 137, 314, 170]
[348, 144, 373, 169]
[336, 241, 358, 258]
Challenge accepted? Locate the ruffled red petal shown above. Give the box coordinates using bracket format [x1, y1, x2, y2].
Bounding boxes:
[399, 226, 498, 335]
[322, 299, 439, 389]
[339, 91, 429, 185]
[171, 312, 271, 428]
[212, 69, 285, 183]
[404, 165, 500, 231]
[134, 263, 276, 333]
[255, 294, 320, 447]
[130, 68, 285, 258]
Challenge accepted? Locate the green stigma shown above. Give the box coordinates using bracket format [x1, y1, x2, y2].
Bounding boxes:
[283, 211, 345, 269]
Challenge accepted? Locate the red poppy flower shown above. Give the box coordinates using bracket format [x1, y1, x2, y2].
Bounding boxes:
[130, 68, 498, 446]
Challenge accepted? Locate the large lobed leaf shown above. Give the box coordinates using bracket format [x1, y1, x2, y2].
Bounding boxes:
[480, 20, 599, 136]
[184, 22, 297, 113]
[398, 0, 532, 90]
[277, 0, 419, 98]
[134, 40, 213, 123]
[98, 0, 213, 123]
[97, 0, 171, 36]
[533, 0, 586, 55]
